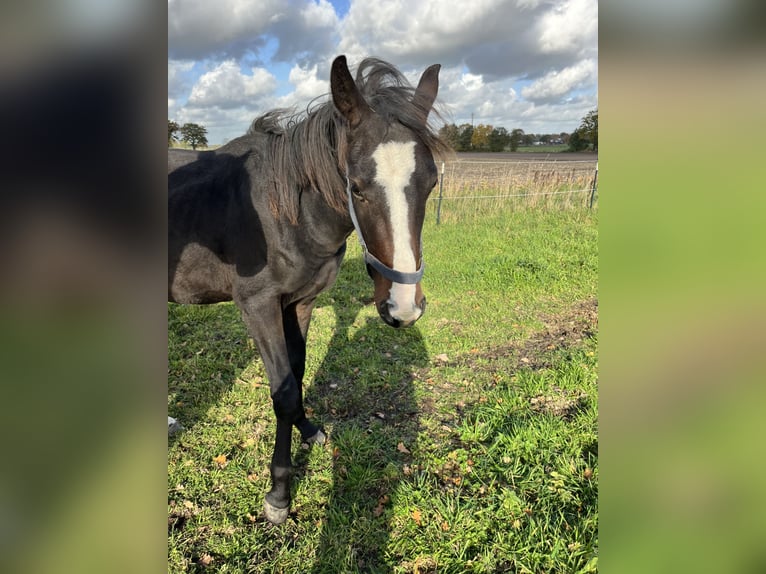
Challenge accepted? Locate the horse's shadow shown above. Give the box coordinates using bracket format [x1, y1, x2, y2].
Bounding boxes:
[168, 254, 428, 571]
[298, 257, 428, 573]
[167, 301, 250, 442]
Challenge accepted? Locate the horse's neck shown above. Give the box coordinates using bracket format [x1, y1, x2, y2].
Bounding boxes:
[297, 186, 354, 255]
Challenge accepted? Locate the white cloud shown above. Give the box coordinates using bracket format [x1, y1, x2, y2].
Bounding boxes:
[290, 64, 329, 100]
[436, 64, 595, 135]
[167, 0, 598, 142]
[339, 0, 517, 67]
[538, 0, 598, 56]
[168, 59, 195, 98]
[168, 0, 284, 59]
[521, 58, 597, 103]
[187, 61, 277, 109]
[169, 0, 339, 64]
[301, 0, 337, 29]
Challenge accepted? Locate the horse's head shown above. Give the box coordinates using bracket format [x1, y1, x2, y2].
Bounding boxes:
[331, 56, 440, 328]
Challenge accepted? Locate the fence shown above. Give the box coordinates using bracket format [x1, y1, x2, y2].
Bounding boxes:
[431, 158, 598, 223]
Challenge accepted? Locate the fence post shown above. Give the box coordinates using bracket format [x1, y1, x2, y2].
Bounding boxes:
[436, 161, 445, 225]
[588, 162, 598, 208]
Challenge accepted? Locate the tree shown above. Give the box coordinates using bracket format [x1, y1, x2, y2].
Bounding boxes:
[457, 123, 474, 152]
[180, 122, 208, 150]
[471, 124, 493, 151]
[488, 127, 511, 151]
[569, 109, 597, 152]
[438, 123, 460, 151]
[168, 120, 179, 147]
[568, 130, 589, 151]
[579, 109, 598, 152]
[509, 128, 525, 152]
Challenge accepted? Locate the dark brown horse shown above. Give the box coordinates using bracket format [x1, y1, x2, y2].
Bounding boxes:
[168, 56, 449, 524]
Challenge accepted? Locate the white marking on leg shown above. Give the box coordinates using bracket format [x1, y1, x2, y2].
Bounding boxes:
[372, 141, 422, 322]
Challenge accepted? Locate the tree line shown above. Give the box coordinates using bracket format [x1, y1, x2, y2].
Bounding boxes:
[168, 120, 208, 150]
[168, 109, 597, 153]
[438, 108, 597, 153]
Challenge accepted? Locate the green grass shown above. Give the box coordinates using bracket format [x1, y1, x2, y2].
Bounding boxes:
[168, 206, 598, 573]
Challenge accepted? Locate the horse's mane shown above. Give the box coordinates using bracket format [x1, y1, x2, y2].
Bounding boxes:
[247, 58, 451, 224]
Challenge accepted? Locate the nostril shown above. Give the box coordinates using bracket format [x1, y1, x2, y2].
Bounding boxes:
[377, 300, 400, 328]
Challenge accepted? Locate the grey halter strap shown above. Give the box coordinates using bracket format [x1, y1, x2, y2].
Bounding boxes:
[346, 176, 425, 285]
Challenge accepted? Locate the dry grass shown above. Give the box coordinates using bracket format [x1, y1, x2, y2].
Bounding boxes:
[432, 159, 597, 222]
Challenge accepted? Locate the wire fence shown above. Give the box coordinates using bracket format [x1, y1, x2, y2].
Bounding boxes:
[430, 158, 598, 223]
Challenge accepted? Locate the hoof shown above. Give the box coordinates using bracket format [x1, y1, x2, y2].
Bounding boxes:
[168, 416, 183, 436]
[302, 428, 327, 447]
[263, 499, 289, 525]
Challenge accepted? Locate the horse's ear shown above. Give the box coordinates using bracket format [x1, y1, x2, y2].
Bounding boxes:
[331, 55, 370, 128]
[413, 64, 440, 124]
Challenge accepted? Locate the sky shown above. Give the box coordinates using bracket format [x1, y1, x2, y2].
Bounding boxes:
[168, 0, 598, 145]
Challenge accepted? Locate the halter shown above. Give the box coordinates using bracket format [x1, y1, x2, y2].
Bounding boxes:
[346, 175, 425, 285]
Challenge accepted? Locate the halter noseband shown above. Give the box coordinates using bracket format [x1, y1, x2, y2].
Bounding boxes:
[346, 175, 425, 285]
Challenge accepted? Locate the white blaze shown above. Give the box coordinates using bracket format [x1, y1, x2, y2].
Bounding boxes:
[372, 140, 421, 322]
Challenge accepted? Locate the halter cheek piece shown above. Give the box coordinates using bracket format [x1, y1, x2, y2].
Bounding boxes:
[346, 175, 424, 285]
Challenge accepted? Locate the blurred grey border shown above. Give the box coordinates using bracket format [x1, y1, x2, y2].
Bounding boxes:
[601, 1, 766, 573]
[0, 1, 166, 572]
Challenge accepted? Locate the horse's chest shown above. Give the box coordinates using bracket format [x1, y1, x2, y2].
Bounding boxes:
[276, 250, 344, 302]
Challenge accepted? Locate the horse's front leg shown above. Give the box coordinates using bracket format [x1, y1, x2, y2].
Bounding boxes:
[283, 298, 326, 446]
[237, 296, 303, 525]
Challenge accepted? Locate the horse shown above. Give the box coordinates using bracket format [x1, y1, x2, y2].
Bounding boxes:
[168, 55, 450, 524]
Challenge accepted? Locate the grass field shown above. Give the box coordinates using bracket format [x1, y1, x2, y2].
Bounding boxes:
[434, 159, 597, 222]
[515, 145, 570, 153]
[168, 204, 598, 573]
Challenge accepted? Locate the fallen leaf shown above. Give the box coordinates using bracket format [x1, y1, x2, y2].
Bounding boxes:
[213, 454, 228, 468]
[441, 521, 450, 532]
[411, 509, 423, 526]
[332, 446, 341, 459]
[373, 495, 390, 517]
[198, 553, 213, 566]
[239, 438, 256, 449]
[435, 353, 449, 363]
[246, 473, 258, 482]
[584, 467, 593, 479]
[397, 442, 411, 454]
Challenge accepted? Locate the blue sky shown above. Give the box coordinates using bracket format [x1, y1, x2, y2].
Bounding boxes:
[168, 0, 598, 144]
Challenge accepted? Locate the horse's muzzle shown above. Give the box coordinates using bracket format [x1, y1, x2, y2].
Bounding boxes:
[377, 296, 427, 328]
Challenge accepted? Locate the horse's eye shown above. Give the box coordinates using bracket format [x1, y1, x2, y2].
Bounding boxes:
[350, 182, 364, 200]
